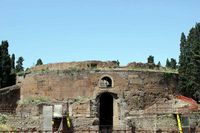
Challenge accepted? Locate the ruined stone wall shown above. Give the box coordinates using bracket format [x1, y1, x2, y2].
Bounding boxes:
[19, 68, 179, 130]
[18, 62, 181, 129]
[2, 61, 200, 131]
[20, 70, 178, 101]
[0, 85, 20, 112]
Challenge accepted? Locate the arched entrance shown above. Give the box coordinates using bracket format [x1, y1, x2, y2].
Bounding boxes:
[99, 92, 113, 131]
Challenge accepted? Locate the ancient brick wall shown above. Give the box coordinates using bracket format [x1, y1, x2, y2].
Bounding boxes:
[18, 64, 181, 130]
[21, 70, 178, 101]
[0, 85, 20, 113]
[2, 61, 199, 131]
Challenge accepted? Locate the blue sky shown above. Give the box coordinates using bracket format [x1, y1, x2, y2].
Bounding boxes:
[0, 0, 200, 68]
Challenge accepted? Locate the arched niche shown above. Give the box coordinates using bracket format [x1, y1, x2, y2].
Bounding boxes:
[99, 75, 114, 88]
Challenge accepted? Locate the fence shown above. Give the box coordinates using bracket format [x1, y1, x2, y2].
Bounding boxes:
[0, 129, 200, 133]
[0, 107, 200, 133]
[0, 108, 16, 114]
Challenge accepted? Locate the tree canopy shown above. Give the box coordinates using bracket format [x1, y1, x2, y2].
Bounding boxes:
[0, 41, 16, 88]
[165, 58, 177, 69]
[36, 58, 43, 66]
[16, 56, 24, 73]
[165, 58, 171, 68]
[147, 55, 154, 64]
[178, 23, 200, 101]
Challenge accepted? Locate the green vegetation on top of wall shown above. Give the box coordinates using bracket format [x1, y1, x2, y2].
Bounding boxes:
[17, 96, 50, 105]
[163, 72, 176, 84]
[23, 67, 178, 78]
[129, 67, 178, 74]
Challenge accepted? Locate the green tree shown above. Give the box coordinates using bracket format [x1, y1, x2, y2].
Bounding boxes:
[166, 58, 171, 68]
[170, 58, 177, 69]
[0, 44, 2, 88]
[178, 23, 200, 101]
[116, 60, 120, 66]
[179, 33, 187, 72]
[0, 41, 16, 88]
[10, 54, 16, 85]
[185, 27, 197, 99]
[147, 55, 154, 64]
[0, 41, 12, 88]
[157, 61, 161, 67]
[11, 54, 15, 70]
[16, 56, 24, 73]
[178, 33, 187, 93]
[36, 58, 43, 66]
[190, 24, 200, 101]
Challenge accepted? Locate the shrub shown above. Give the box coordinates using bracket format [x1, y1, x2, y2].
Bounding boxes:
[0, 114, 7, 124]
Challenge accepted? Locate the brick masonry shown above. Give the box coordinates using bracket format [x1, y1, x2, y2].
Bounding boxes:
[19, 61, 179, 130]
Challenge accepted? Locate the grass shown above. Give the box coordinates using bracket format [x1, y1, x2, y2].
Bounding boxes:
[0, 124, 12, 131]
[26, 65, 179, 76]
[0, 114, 11, 131]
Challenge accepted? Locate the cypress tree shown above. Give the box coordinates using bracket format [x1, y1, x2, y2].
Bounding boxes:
[0, 41, 17, 89]
[190, 24, 200, 101]
[11, 54, 15, 70]
[10, 54, 16, 85]
[170, 58, 177, 69]
[185, 27, 196, 98]
[157, 61, 161, 67]
[178, 23, 200, 101]
[179, 33, 186, 73]
[178, 33, 187, 93]
[0, 45, 2, 88]
[16, 56, 24, 73]
[0, 41, 12, 88]
[166, 58, 171, 68]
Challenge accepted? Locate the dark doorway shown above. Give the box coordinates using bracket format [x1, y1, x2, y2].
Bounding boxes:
[99, 93, 113, 132]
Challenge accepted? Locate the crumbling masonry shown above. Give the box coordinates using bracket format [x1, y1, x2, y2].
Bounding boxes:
[1, 61, 199, 132]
